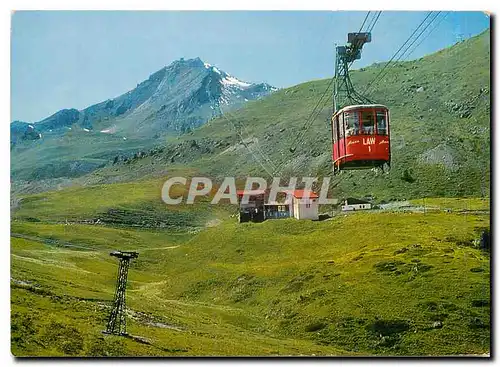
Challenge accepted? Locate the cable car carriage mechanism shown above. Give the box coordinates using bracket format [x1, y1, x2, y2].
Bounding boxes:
[331, 32, 391, 175]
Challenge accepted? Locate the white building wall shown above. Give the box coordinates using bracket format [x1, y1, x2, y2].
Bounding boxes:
[293, 198, 319, 220]
[341, 203, 372, 211]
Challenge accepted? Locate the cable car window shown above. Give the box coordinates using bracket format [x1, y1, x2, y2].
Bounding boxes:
[339, 113, 345, 139]
[376, 110, 387, 135]
[361, 110, 375, 135]
[345, 111, 359, 136]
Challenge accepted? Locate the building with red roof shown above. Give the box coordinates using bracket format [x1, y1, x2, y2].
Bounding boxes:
[284, 189, 319, 199]
[289, 190, 319, 220]
[238, 188, 319, 222]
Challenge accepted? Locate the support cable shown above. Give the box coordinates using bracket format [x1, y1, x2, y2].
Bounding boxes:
[362, 11, 434, 95]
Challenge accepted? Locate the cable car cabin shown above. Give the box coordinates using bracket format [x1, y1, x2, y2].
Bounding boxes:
[331, 104, 390, 173]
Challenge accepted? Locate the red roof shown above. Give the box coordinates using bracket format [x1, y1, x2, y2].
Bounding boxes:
[288, 189, 319, 199]
[235, 189, 318, 199]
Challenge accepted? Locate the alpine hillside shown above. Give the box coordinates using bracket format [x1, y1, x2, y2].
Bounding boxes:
[75, 29, 491, 202]
[10, 30, 491, 357]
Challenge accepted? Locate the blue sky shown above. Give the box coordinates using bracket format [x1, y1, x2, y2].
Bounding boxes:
[11, 11, 490, 122]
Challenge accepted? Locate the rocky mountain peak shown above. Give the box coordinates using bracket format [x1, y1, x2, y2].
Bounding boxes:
[11, 57, 277, 144]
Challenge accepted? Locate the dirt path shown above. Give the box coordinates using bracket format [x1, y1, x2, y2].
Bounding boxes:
[136, 245, 180, 251]
[11, 232, 101, 251]
[11, 253, 93, 273]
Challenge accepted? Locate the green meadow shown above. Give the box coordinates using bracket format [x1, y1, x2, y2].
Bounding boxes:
[11, 179, 490, 356]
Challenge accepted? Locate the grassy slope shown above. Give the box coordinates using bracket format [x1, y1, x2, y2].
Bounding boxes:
[11, 189, 490, 356]
[10, 31, 491, 357]
[12, 173, 235, 232]
[12, 235, 343, 357]
[10, 128, 156, 180]
[82, 30, 490, 201]
[181, 212, 490, 356]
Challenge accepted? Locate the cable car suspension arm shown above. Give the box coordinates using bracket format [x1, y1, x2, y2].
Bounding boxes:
[334, 32, 373, 112]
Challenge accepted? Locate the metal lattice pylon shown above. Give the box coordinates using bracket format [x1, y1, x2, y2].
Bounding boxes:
[103, 251, 139, 336]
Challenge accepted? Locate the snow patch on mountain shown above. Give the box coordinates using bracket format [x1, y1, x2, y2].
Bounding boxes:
[100, 125, 117, 134]
[204, 62, 222, 75]
[222, 75, 252, 88]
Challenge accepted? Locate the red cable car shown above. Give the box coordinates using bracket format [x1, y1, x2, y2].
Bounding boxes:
[331, 104, 391, 173]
